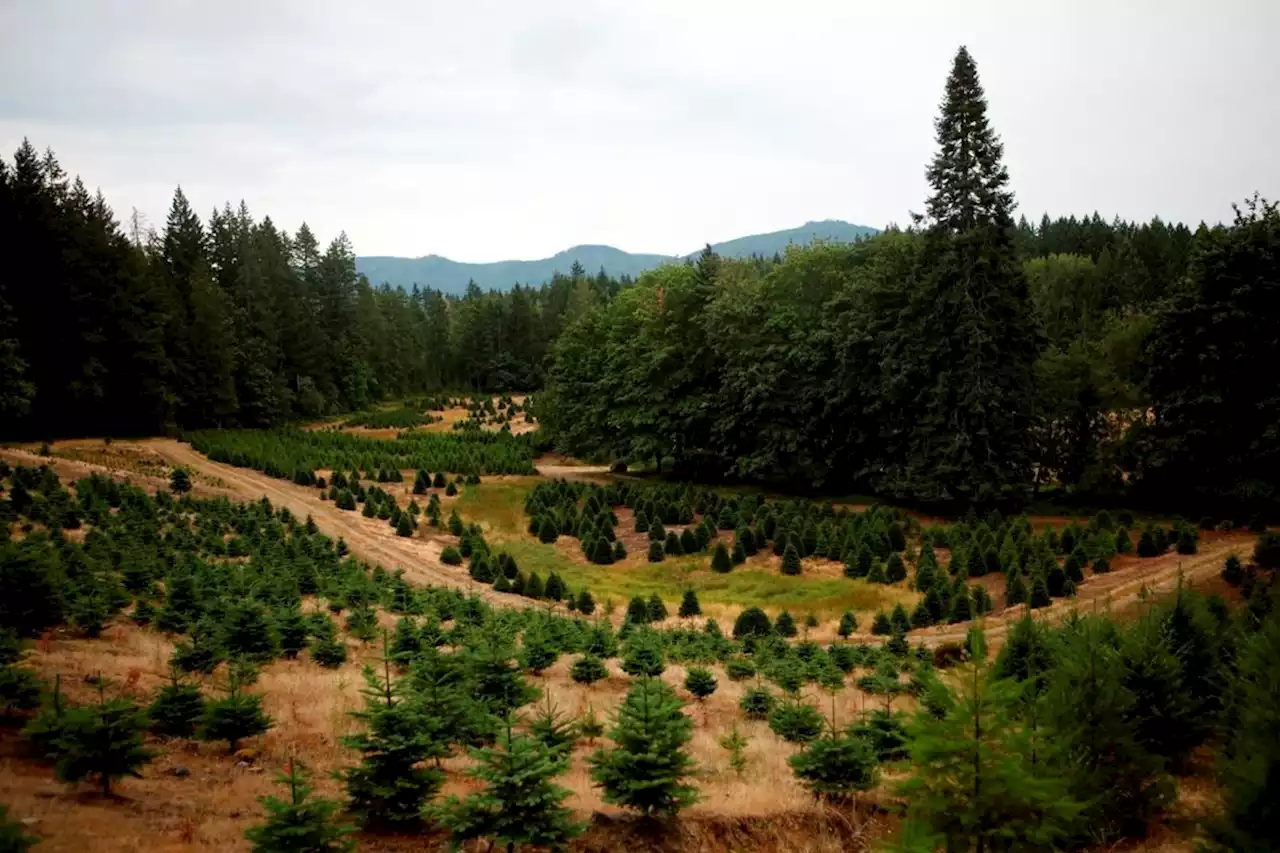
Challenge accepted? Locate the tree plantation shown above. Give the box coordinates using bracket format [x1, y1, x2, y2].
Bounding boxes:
[1, 42, 1278, 853]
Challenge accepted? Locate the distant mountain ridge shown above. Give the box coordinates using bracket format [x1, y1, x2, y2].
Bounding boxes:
[356, 219, 877, 293]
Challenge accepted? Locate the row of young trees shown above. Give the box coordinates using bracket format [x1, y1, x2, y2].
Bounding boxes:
[539, 47, 1280, 517]
[0, 146, 632, 439]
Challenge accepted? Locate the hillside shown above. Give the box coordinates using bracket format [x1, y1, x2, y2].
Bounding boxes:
[355, 219, 877, 293]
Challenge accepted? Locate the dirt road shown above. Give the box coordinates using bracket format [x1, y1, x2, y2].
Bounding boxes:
[144, 439, 517, 605]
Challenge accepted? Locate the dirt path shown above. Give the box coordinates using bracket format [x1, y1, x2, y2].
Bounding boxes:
[0, 443, 238, 500]
[143, 439, 518, 605]
[912, 534, 1251, 647]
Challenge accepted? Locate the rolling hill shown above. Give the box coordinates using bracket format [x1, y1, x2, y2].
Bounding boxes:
[355, 219, 877, 293]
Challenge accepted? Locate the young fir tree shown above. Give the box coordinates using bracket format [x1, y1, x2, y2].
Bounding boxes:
[683, 667, 717, 702]
[711, 537, 732, 571]
[53, 681, 155, 796]
[740, 686, 776, 721]
[647, 540, 664, 562]
[646, 593, 668, 623]
[838, 611, 857, 639]
[464, 623, 539, 720]
[588, 677, 698, 817]
[147, 670, 206, 738]
[1211, 608, 1280, 852]
[1045, 617, 1169, 844]
[275, 607, 310, 660]
[789, 729, 879, 803]
[781, 543, 802, 576]
[169, 467, 192, 494]
[678, 589, 702, 618]
[519, 622, 559, 674]
[871, 611, 892, 636]
[775, 610, 797, 638]
[575, 589, 596, 616]
[570, 654, 608, 688]
[338, 651, 445, 830]
[436, 716, 582, 853]
[245, 759, 355, 853]
[527, 691, 579, 758]
[200, 672, 273, 753]
[718, 724, 750, 776]
[892, 630, 1081, 850]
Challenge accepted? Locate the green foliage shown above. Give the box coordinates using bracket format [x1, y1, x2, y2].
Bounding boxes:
[570, 655, 608, 687]
[775, 610, 797, 638]
[1254, 531, 1280, 570]
[683, 667, 717, 701]
[245, 760, 355, 853]
[200, 675, 273, 753]
[769, 700, 825, 745]
[169, 468, 192, 494]
[0, 665, 42, 717]
[0, 804, 36, 853]
[780, 543, 802, 576]
[740, 686, 776, 721]
[718, 724, 750, 776]
[789, 731, 878, 801]
[338, 659, 445, 830]
[53, 684, 155, 796]
[588, 678, 698, 817]
[710, 542, 732, 574]
[733, 607, 772, 640]
[436, 718, 582, 853]
[678, 590, 701, 618]
[147, 672, 205, 738]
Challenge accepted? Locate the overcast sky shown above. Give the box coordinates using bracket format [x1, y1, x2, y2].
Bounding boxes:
[2, 1, 1276, 261]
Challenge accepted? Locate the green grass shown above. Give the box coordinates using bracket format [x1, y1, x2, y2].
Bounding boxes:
[454, 480, 913, 618]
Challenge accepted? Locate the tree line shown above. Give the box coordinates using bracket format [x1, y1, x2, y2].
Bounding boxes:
[540, 47, 1280, 517]
[0, 150, 629, 439]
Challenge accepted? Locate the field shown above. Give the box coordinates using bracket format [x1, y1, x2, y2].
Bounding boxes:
[0, 434, 1268, 853]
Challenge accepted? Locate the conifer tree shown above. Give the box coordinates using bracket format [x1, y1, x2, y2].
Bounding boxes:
[339, 652, 445, 830]
[147, 670, 205, 738]
[200, 672, 273, 753]
[275, 607, 309, 660]
[436, 717, 582, 852]
[891, 603, 912, 634]
[245, 759, 355, 853]
[646, 593, 668, 623]
[710, 542, 732, 573]
[169, 468, 192, 494]
[663, 530, 683, 557]
[626, 596, 649, 625]
[684, 667, 717, 702]
[647, 540, 664, 562]
[768, 699, 824, 745]
[575, 589, 595, 616]
[886, 553, 907, 583]
[781, 543, 802, 576]
[570, 654, 608, 687]
[464, 624, 539, 720]
[53, 681, 155, 796]
[588, 677, 698, 817]
[829, 613, 853, 640]
[871, 611, 892, 636]
[528, 691, 579, 758]
[719, 724, 750, 776]
[519, 623, 558, 674]
[620, 631, 665, 678]
[892, 631, 1081, 850]
[775, 611, 797, 638]
[789, 730, 878, 802]
[679, 589, 701, 618]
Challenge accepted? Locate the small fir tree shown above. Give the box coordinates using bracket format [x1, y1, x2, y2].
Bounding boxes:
[588, 677, 698, 817]
[740, 686, 776, 721]
[684, 667, 717, 702]
[775, 611, 797, 638]
[646, 593, 668, 623]
[200, 673, 273, 753]
[838, 611, 857, 638]
[711, 542, 732, 573]
[435, 717, 582, 853]
[169, 467, 192, 494]
[54, 681, 155, 796]
[147, 670, 205, 738]
[245, 759, 355, 853]
[678, 590, 701, 618]
[789, 731, 878, 802]
[781, 543, 802, 576]
[719, 724, 750, 776]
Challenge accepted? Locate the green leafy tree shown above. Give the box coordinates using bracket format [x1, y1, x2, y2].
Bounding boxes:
[588, 678, 698, 817]
[245, 759, 355, 853]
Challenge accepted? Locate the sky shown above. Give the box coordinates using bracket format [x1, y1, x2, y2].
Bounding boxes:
[2, 0, 1277, 261]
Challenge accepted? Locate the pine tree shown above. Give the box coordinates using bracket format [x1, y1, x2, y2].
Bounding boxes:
[1045, 617, 1169, 843]
[169, 467, 192, 494]
[886, 553, 907, 583]
[519, 623, 558, 674]
[891, 603, 911, 634]
[892, 631, 1081, 850]
[683, 667, 717, 702]
[710, 542, 732, 573]
[200, 673, 273, 753]
[646, 594, 669, 623]
[768, 700, 824, 745]
[436, 717, 582, 852]
[245, 759, 355, 853]
[789, 731, 878, 802]
[838, 611, 857, 638]
[53, 682, 155, 796]
[679, 590, 701, 618]
[147, 670, 205, 738]
[626, 596, 649, 625]
[872, 611, 892, 636]
[781, 543, 802, 576]
[575, 589, 595, 615]
[464, 624, 539, 720]
[663, 530, 683, 557]
[275, 607, 309, 660]
[775, 611, 797, 638]
[528, 692, 579, 757]
[740, 686, 776, 721]
[620, 631, 665, 678]
[647, 540, 664, 562]
[389, 616, 421, 667]
[897, 45, 1037, 503]
[339, 653, 445, 830]
[718, 724, 750, 776]
[570, 654, 608, 687]
[588, 678, 698, 817]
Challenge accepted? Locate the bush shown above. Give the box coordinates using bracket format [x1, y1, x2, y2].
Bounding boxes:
[570, 655, 608, 687]
[1254, 532, 1280, 570]
[684, 667, 717, 701]
[781, 544, 802, 576]
[789, 733, 878, 801]
[440, 546, 462, 566]
[768, 701, 824, 744]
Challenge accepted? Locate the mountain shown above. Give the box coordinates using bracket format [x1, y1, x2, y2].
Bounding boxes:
[355, 219, 877, 293]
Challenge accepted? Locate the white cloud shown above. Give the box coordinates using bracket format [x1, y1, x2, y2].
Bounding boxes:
[2, 0, 1277, 259]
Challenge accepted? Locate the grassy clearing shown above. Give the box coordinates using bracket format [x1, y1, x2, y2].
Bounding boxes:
[456, 479, 913, 619]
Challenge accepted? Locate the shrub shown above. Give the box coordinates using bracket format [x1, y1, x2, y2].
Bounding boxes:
[711, 543, 732, 574]
[739, 687, 776, 721]
[781, 544, 802, 576]
[684, 667, 718, 701]
[733, 607, 772, 640]
[1254, 532, 1280, 570]
[440, 546, 462, 566]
